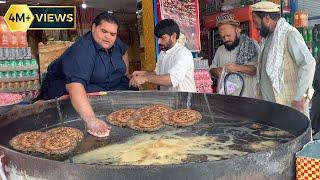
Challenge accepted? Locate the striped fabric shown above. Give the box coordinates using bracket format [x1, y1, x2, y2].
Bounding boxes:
[273, 28, 310, 116]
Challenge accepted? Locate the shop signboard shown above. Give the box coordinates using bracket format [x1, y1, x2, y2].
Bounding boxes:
[158, 0, 201, 52]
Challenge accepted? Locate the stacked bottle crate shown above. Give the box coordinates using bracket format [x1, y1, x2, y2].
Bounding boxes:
[194, 58, 213, 93]
[0, 16, 40, 100]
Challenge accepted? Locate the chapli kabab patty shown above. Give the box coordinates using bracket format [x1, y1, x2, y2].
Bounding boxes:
[46, 127, 84, 144]
[106, 108, 136, 127]
[133, 104, 172, 117]
[35, 133, 77, 155]
[9, 131, 44, 153]
[127, 114, 164, 132]
[162, 109, 202, 127]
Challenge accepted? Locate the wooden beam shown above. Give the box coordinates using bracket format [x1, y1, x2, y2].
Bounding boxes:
[141, 0, 157, 90]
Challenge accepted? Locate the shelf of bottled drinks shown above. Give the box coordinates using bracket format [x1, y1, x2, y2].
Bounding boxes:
[296, 25, 320, 60]
[0, 16, 40, 100]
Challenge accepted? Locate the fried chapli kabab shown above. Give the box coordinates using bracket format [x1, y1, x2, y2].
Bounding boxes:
[162, 109, 202, 127]
[35, 133, 77, 155]
[106, 108, 136, 127]
[133, 104, 172, 117]
[46, 127, 84, 143]
[9, 131, 44, 153]
[127, 114, 163, 132]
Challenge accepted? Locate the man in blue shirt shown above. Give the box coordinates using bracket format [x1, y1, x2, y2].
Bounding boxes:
[39, 13, 135, 137]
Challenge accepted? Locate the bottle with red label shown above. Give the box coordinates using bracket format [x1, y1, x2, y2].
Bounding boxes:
[9, 31, 18, 48]
[0, 16, 10, 48]
[17, 31, 28, 47]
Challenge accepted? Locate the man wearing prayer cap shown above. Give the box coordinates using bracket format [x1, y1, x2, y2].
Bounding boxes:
[209, 16, 259, 98]
[251, 1, 316, 116]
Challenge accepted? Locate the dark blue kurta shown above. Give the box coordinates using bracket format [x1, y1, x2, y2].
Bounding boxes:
[41, 32, 135, 100]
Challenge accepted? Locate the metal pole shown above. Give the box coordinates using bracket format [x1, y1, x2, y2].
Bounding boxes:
[280, 0, 283, 17]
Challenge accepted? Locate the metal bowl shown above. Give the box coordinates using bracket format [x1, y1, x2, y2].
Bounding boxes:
[0, 91, 312, 180]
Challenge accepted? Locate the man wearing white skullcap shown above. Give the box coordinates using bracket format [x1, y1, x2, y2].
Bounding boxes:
[251, 1, 316, 117]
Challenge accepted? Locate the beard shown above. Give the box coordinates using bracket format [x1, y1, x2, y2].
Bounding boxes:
[260, 22, 270, 38]
[224, 37, 240, 51]
[159, 39, 174, 51]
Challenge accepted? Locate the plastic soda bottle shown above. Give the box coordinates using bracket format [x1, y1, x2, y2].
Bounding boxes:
[17, 32, 28, 47]
[307, 28, 313, 43]
[9, 31, 18, 48]
[313, 46, 319, 58]
[0, 16, 10, 48]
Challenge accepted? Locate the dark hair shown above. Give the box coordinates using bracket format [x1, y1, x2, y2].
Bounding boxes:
[92, 12, 119, 27]
[253, 11, 281, 21]
[154, 19, 180, 39]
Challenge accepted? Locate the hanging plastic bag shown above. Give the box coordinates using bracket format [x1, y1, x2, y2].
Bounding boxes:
[217, 68, 228, 95]
[217, 68, 245, 96]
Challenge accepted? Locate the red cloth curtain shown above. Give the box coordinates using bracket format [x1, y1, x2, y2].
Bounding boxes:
[76, 7, 95, 36]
